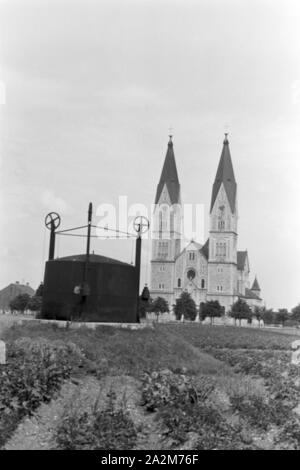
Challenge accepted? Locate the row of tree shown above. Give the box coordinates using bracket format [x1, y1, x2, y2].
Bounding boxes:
[9, 292, 42, 313]
[9, 288, 300, 327]
[140, 291, 300, 326]
[140, 292, 226, 322]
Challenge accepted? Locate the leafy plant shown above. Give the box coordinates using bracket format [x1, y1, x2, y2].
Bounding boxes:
[0, 338, 84, 447]
[55, 390, 137, 450]
[275, 417, 300, 450]
[140, 369, 249, 449]
[230, 394, 287, 430]
[141, 369, 214, 412]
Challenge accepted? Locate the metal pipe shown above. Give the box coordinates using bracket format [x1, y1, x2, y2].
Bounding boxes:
[79, 202, 93, 318]
[48, 221, 56, 260]
[135, 226, 142, 323]
[83, 202, 92, 290]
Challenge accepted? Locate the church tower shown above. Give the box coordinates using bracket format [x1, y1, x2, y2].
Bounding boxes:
[150, 135, 182, 306]
[207, 134, 238, 311]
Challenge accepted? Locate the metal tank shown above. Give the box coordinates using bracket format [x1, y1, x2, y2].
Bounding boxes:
[41, 254, 138, 322]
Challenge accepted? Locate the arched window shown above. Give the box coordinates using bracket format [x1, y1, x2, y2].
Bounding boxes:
[177, 278, 181, 288]
[216, 241, 226, 259]
[201, 279, 205, 289]
[170, 211, 174, 233]
[218, 220, 225, 230]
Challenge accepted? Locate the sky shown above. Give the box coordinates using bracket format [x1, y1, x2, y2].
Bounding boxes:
[0, 0, 299, 310]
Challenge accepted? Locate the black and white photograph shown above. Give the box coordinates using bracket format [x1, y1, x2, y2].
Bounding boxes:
[0, 0, 300, 454]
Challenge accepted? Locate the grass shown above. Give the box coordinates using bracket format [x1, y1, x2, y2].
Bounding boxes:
[3, 323, 227, 378]
[160, 323, 300, 350]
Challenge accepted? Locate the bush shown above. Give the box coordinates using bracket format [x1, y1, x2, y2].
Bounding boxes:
[55, 391, 137, 450]
[141, 369, 251, 449]
[275, 417, 300, 450]
[0, 338, 84, 447]
[230, 394, 287, 430]
[141, 369, 214, 412]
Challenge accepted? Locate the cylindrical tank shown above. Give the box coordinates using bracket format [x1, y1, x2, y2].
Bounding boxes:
[41, 254, 138, 322]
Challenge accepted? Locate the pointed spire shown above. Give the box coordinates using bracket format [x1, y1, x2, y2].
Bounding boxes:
[210, 134, 237, 213]
[155, 135, 180, 204]
[251, 276, 261, 292]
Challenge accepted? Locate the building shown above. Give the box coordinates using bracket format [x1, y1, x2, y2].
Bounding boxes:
[150, 134, 263, 313]
[0, 281, 35, 312]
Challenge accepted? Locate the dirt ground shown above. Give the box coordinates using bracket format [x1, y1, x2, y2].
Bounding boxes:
[4, 374, 169, 451]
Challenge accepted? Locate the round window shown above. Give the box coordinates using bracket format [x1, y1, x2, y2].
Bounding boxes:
[187, 269, 196, 280]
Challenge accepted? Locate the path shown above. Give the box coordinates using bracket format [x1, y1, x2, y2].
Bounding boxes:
[4, 374, 166, 450]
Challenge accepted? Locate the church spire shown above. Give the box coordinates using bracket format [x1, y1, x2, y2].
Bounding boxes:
[210, 134, 237, 213]
[155, 135, 180, 204]
[251, 276, 261, 292]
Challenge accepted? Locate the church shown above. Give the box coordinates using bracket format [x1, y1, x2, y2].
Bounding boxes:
[150, 134, 263, 313]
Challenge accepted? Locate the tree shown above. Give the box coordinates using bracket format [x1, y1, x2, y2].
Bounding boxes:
[261, 308, 275, 325]
[139, 296, 147, 319]
[35, 282, 44, 297]
[173, 291, 197, 321]
[229, 299, 252, 326]
[9, 293, 31, 313]
[276, 308, 290, 326]
[253, 306, 264, 326]
[291, 304, 300, 323]
[26, 295, 43, 312]
[139, 295, 153, 319]
[138, 284, 152, 319]
[200, 300, 223, 324]
[151, 297, 169, 321]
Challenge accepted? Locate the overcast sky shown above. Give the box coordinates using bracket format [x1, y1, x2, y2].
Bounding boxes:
[0, 0, 299, 310]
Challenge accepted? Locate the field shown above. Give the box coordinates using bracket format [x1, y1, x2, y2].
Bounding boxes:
[1, 319, 300, 450]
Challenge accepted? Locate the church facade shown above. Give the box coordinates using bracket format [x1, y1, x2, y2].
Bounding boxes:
[150, 134, 263, 313]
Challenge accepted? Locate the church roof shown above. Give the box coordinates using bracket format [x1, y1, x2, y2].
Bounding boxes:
[186, 240, 203, 251]
[210, 134, 237, 213]
[243, 288, 261, 300]
[237, 251, 248, 271]
[251, 277, 261, 291]
[174, 238, 209, 261]
[200, 239, 209, 260]
[155, 136, 180, 205]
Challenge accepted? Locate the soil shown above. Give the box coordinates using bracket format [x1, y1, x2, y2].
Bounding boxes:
[4, 374, 169, 451]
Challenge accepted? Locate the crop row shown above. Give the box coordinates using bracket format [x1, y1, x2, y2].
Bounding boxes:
[0, 337, 84, 448]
